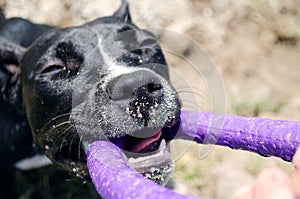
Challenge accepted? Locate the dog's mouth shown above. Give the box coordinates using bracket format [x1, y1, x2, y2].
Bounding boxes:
[111, 129, 164, 154]
[108, 124, 179, 184]
[50, 121, 179, 184]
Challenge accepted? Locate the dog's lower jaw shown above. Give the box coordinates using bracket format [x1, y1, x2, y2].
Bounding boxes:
[126, 138, 175, 185]
[42, 136, 89, 179]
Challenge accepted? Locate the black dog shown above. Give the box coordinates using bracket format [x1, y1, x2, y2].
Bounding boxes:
[0, 0, 181, 198]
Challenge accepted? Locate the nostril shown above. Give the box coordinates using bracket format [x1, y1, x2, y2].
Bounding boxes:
[147, 83, 162, 93]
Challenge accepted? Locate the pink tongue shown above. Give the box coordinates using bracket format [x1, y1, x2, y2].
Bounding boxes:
[130, 131, 162, 153]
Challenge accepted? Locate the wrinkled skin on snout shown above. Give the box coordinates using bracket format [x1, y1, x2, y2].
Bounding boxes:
[21, 16, 181, 181]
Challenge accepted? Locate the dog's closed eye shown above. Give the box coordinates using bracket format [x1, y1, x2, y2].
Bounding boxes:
[41, 64, 64, 74]
[117, 25, 133, 33]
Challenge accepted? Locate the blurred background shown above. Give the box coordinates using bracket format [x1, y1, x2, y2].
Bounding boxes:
[1, 0, 299, 198]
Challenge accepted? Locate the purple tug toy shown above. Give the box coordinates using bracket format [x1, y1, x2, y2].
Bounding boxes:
[87, 110, 300, 199]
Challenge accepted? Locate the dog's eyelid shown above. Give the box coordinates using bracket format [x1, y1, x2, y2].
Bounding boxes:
[40, 64, 64, 74]
[117, 25, 133, 33]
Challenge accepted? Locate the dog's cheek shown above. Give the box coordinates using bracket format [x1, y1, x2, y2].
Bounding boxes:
[23, 78, 72, 139]
[68, 87, 110, 142]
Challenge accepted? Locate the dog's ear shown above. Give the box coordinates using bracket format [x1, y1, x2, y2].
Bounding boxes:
[0, 37, 26, 111]
[114, 0, 131, 23]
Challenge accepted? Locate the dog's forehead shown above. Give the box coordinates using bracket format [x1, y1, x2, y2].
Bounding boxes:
[49, 21, 135, 54]
[24, 19, 140, 71]
[63, 21, 140, 50]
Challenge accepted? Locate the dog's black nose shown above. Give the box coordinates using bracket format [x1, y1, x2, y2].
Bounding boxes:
[107, 70, 163, 101]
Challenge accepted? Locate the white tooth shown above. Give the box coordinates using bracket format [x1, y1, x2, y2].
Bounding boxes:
[128, 157, 135, 163]
[159, 139, 166, 151]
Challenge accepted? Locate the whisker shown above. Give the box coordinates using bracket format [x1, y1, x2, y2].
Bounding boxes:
[53, 121, 72, 129]
[175, 86, 204, 92]
[59, 126, 73, 151]
[41, 108, 91, 130]
[49, 122, 72, 147]
[40, 113, 71, 132]
[68, 132, 78, 158]
[50, 121, 73, 141]
[176, 87, 206, 95]
[177, 92, 208, 104]
[170, 77, 186, 85]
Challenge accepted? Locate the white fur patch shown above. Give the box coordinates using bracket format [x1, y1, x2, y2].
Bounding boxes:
[14, 154, 52, 170]
[97, 36, 152, 87]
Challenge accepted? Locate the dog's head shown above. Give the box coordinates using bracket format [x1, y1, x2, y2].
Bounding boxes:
[0, 0, 181, 184]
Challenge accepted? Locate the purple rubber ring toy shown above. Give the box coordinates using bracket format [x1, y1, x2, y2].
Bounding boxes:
[87, 110, 300, 198]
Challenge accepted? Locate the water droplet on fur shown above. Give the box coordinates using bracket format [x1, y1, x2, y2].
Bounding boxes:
[137, 113, 143, 119]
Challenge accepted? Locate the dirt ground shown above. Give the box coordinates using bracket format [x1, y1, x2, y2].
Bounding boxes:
[1, 0, 299, 198]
